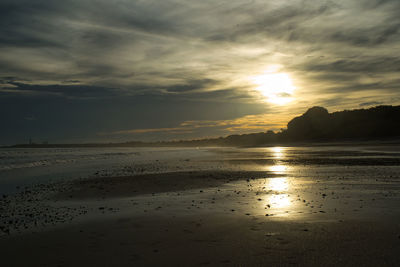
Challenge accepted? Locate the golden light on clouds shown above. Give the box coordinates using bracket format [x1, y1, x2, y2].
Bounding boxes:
[103, 112, 292, 136]
[251, 69, 296, 105]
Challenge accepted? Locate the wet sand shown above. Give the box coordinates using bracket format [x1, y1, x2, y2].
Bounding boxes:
[1, 213, 399, 266]
[1, 168, 400, 266]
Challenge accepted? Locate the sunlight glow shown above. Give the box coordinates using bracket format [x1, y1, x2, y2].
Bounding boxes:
[251, 71, 295, 105]
[269, 177, 289, 192]
[268, 194, 291, 209]
[266, 177, 291, 210]
[269, 165, 287, 174]
[271, 147, 283, 153]
[271, 146, 285, 158]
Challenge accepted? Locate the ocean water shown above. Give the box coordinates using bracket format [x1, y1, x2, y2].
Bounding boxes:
[1, 145, 400, 195]
[0, 147, 214, 194]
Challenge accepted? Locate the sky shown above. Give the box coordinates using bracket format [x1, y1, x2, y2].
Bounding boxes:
[1, 0, 399, 144]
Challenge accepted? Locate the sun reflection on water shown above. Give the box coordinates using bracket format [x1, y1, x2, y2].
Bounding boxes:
[269, 177, 289, 191]
[268, 194, 291, 209]
[269, 165, 287, 174]
[262, 147, 295, 215]
[266, 177, 292, 211]
[268, 147, 288, 174]
[271, 147, 284, 158]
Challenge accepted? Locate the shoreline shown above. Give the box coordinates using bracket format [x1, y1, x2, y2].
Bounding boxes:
[3, 137, 400, 149]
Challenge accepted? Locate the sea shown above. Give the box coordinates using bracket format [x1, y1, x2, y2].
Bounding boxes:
[1, 145, 400, 195]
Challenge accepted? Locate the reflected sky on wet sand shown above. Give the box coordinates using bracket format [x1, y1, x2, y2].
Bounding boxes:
[269, 177, 289, 192]
[263, 148, 294, 215]
[105, 146, 400, 222]
[266, 178, 292, 214]
[271, 147, 285, 159]
[1, 145, 400, 236]
[187, 146, 399, 221]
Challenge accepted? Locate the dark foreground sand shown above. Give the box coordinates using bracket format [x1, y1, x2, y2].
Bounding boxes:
[1, 170, 400, 266]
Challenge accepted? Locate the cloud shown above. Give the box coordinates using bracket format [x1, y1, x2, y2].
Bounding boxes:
[102, 112, 290, 138]
[164, 79, 220, 93]
[1, 0, 400, 143]
[301, 57, 400, 74]
[101, 127, 188, 135]
[359, 101, 384, 107]
[1, 81, 119, 98]
[1, 0, 399, 97]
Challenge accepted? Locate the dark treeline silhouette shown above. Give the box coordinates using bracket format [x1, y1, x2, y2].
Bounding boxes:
[284, 105, 400, 141]
[6, 105, 400, 148]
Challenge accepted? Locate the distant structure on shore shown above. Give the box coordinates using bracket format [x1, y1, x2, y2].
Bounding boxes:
[7, 105, 400, 148]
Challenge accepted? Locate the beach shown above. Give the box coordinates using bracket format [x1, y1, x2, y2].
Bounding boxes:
[1, 146, 400, 266]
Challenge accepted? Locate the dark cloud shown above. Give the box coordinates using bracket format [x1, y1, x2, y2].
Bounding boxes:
[277, 93, 292, 98]
[329, 24, 400, 47]
[165, 79, 220, 93]
[1, 82, 119, 98]
[206, 0, 400, 49]
[204, 1, 339, 44]
[359, 101, 383, 107]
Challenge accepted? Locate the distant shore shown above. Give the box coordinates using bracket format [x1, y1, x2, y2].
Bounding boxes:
[3, 137, 400, 149]
[4, 105, 400, 148]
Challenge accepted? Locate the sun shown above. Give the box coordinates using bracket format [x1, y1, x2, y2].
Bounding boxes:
[251, 72, 296, 105]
